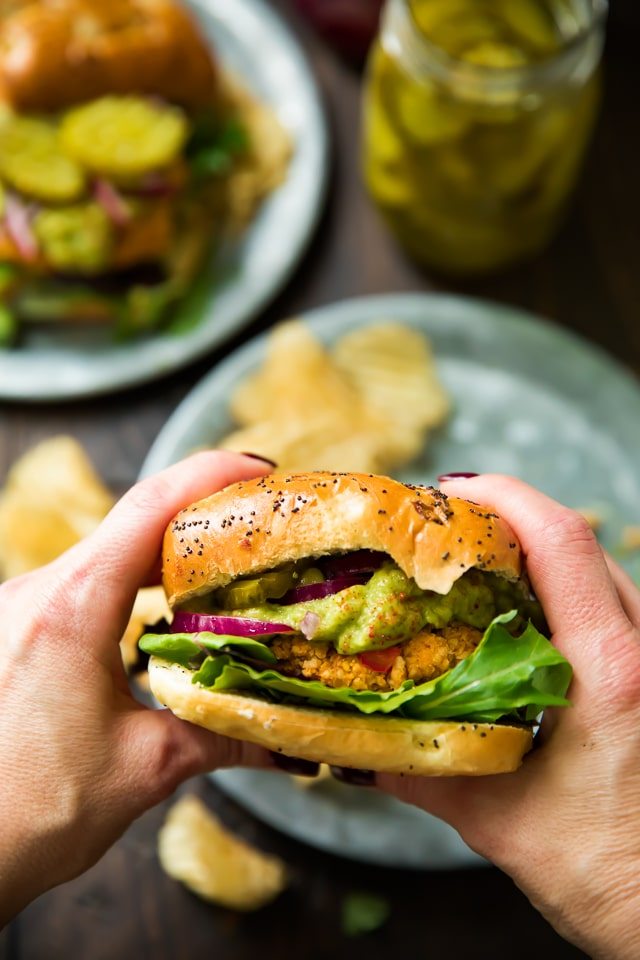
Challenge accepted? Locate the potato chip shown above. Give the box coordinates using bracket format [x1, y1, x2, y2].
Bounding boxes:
[158, 794, 287, 910]
[577, 508, 604, 532]
[334, 322, 450, 431]
[0, 436, 114, 580]
[622, 526, 640, 551]
[0, 493, 83, 579]
[230, 321, 362, 427]
[221, 415, 382, 473]
[221, 319, 450, 476]
[120, 586, 171, 672]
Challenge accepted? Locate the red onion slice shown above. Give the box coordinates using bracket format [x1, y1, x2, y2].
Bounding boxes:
[132, 172, 175, 197]
[281, 574, 367, 606]
[4, 194, 39, 262]
[300, 611, 321, 640]
[171, 611, 294, 636]
[320, 550, 386, 579]
[94, 179, 132, 227]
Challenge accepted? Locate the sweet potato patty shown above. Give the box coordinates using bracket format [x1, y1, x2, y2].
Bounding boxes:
[270, 623, 481, 692]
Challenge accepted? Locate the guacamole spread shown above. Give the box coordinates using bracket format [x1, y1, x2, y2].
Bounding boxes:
[231, 564, 523, 655]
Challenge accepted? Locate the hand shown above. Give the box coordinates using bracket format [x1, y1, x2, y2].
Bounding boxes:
[378, 475, 640, 960]
[0, 451, 275, 925]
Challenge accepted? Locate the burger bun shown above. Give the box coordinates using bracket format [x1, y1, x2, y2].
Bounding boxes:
[149, 658, 533, 776]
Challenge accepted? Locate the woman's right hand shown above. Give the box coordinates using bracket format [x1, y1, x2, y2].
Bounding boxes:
[378, 474, 640, 960]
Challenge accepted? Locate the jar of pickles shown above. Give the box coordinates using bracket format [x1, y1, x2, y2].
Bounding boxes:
[362, 0, 607, 274]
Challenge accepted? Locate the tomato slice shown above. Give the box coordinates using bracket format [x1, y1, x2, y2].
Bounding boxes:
[358, 646, 402, 673]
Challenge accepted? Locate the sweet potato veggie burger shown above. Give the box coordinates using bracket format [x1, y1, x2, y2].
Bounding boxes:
[141, 473, 572, 776]
[0, 0, 285, 343]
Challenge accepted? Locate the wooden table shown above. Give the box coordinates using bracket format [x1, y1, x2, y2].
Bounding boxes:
[1, 3, 638, 957]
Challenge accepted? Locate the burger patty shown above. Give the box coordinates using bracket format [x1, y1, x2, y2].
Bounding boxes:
[270, 623, 481, 693]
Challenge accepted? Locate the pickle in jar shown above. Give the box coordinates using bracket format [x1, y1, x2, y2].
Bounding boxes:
[410, 0, 484, 51]
[363, 50, 415, 207]
[410, 0, 559, 60]
[60, 97, 189, 178]
[394, 75, 468, 146]
[463, 41, 529, 69]
[0, 116, 86, 203]
[495, 0, 560, 56]
[364, 0, 603, 273]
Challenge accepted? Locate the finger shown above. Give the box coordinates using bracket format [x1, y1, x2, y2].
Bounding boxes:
[60, 451, 273, 638]
[120, 709, 276, 814]
[439, 475, 632, 670]
[375, 773, 494, 853]
[603, 552, 640, 628]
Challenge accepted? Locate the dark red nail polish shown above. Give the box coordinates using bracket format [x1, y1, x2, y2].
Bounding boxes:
[270, 751, 319, 777]
[437, 472, 479, 482]
[241, 453, 278, 468]
[330, 766, 376, 787]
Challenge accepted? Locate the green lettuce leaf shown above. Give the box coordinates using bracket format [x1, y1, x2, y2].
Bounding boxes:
[187, 117, 249, 178]
[401, 614, 573, 723]
[143, 613, 571, 722]
[139, 632, 277, 669]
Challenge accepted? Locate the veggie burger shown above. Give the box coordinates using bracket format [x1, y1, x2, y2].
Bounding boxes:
[0, 0, 247, 340]
[142, 472, 572, 776]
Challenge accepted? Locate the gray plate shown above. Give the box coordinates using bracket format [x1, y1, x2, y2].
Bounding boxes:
[141, 292, 640, 869]
[0, 0, 328, 401]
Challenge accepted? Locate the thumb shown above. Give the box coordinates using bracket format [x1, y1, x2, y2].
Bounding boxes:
[376, 773, 484, 837]
[116, 708, 273, 816]
[64, 451, 272, 653]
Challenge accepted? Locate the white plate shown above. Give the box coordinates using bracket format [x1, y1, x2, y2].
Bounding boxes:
[141, 292, 640, 868]
[0, 0, 328, 401]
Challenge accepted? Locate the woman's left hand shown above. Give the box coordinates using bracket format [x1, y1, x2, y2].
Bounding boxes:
[0, 451, 274, 925]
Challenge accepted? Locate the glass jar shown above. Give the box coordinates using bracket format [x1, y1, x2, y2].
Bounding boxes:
[362, 0, 607, 274]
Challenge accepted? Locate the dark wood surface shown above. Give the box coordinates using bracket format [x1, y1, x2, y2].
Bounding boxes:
[2, 2, 638, 957]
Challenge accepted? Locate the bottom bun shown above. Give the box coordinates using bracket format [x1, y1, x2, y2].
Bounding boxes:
[149, 658, 533, 776]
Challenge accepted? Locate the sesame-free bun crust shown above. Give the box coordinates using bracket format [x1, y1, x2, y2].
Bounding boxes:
[0, 0, 216, 112]
[164, 472, 522, 607]
[150, 658, 533, 775]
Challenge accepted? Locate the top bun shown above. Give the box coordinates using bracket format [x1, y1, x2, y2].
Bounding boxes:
[0, 0, 216, 112]
[163, 472, 523, 607]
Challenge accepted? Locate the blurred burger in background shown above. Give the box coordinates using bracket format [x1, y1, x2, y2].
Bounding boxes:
[0, 0, 291, 342]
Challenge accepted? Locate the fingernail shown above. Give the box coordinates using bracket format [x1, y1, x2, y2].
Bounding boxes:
[437, 472, 479, 482]
[269, 751, 319, 777]
[241, 452, 278, 468]
[330, 766, 376, 787]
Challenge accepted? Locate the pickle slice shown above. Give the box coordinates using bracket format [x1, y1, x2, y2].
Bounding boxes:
[60, 97, 189, 178]
[463, 41, 529, 68]
[395, 79, 468, 146]
[496, 0, 559, 56]
[33, 203, 113, 275]
[410, 0, 472, 41]
[299, 567, 324, 586]
[362, 56, 414, 208]
[0, 117, 86, 203]
[431, 18, 502, 58]
[216, 569, 298, 609]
